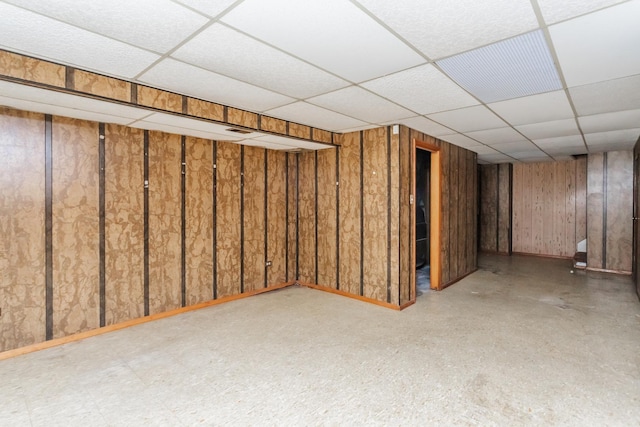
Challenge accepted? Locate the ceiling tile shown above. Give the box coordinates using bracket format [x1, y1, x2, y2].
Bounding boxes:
[0, 3, 159, 78]
[173, 25, 350, 99]
[537, 0, 627, 25]
[438, 133, 483, 148]
[264, 102, 367, 132]
[437, 30, 562, 103]
[307, 86, 414, 124]
[384, 116, 454, 137]
[584, 128, 640, 149]
[337, 124, 381, 133]
[578, 109, 640, 134]
[130, 120, 242, 141]
[549, 1, 640, 87]
[173, 0, 238, 18]
[142, 112, 263, 139]
[468, 145, 501, 155]
[465, 127, 528, 145]
[3, 0, 208, 53]
[240, 139, 292, 150]
[427, 105, 507, 133]
[515, 119, 580, 139]
[510, 149, 550, 160]
[138, 58, 294, 112]
[356, 0, 538, 59]
[490, 140, 539, 152]
[361, 64, 479, 115]
[220, 0, 424, 82]
[477, 153, 515, 163]
[253, 134, 334, 150]
[488, 90, 574, 125]
[569, 75, 640, 116]
[534, 135, 586, 150]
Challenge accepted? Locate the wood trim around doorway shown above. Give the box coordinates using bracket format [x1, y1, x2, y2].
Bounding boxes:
[414, 139, 442, 290]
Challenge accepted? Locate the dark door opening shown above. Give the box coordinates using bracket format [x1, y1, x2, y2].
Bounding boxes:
[416, 148, 431, 296]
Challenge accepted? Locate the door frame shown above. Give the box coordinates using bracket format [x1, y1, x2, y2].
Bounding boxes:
[633, 149, 640, 299]
[413, 139, 441, 291]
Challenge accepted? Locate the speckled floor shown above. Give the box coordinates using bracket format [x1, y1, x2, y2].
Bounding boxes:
[2, 254, 639, 426]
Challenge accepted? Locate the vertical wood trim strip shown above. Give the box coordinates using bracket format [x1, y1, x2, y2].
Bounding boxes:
[264, 150, 268, 288]
[98, 123, 106, 327]
[65, 67, 75, 90]
[335, 148, 340, 291]
[603, 152, 608, 269]
[285, 153, 289, 282]
[398, 132, 402, 304]
[295, 153, 300, 281]
[181, 136, 186, 307]
[386, 128, 392, 303]
[181, 96, 188, 114]
[359, 131, 364, 296]
[240, 145, 245, 293]
[45, 114, 53, 341]
[130, 84, 137, 104]
[409, 137, 414, 299]
[315, 151, 319, 285]
[508, 164, 513, 254]
[143, 130, 149, 316]
[496, 166, 500, 252]
[212, 142, 218, 299]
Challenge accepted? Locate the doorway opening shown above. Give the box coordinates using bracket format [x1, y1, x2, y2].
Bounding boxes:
[413, 139, 441, 294]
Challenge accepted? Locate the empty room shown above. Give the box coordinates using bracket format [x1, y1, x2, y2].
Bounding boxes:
[1, 0, 639, 424]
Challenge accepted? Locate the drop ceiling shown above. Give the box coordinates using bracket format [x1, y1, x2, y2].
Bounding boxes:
[0, 0, 639, 163]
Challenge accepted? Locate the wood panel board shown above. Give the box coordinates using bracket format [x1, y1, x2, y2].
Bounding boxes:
[74, 70, 130, 102]
[297, 151, 316, 284]
[0, 50, 65, 87]
[243, 146, 266, 291]
[316, 148, 337, 288]
[137, 86, 182, 113]
[605, 150, 633, 272]
[266, 151, 287, 285]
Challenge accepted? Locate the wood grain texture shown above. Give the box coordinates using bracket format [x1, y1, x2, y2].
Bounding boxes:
[51, 117, 99, 338]
[587, 154, 605, 268]
[287, 153, 297, 282]
[479, 165, 498, 252]
[605, 150, 633, 272]
[243, 146, 266, 291]
[137, 86, 182, 113]
[362, 128, 388, 302]
[469, 150, 478, 271]
[185, 137, 214, 305]
[389, 129, 400, 305]
[313, 128, 332, 144]
[216, 142, 241, 297]
[297, 151, 316, 284]
[227, 108, 258, 129]
[266, 151, 287, 285]
[0, 108, 46, 352]
[104, 124, 144, 325]
[148, 131, 181, 314]
[73, 70, 130, 102]
[316, 148, 337, 288]
[497, 164, 511, 253]
[398, 126, 411, 304]
[260, 116, 287, 135]
[338, 131, 362, 296]
[187, 98, 224, 122]
[288, 123, 311, 139]
[0, 50, 65, 87]
[575, 157, 588, 243]
[440, 141, 450, 285]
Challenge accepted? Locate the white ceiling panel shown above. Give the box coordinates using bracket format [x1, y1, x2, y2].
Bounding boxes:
[510, 149, 550, 160]
[0, 96, 138, 126]
[427, 105, 507, 133]
[0, 80, 152, 120]
[356, 0, 537, 60]
[142, 112, 263, 139]
[537, 0, 628, 25]
[138, 58, 293, 112]
[130, 120, 242, 141]
[385, 116, 454, 137]
[490, 140, 539, 152]
[3, 0, 208, 53]
[569, 75, 640, 116]
[438, 133, 483, 148]
[549, 1, 640, 87]
[0, 2, 160, 78]
[240, 138, 292, 150]
[516, 119, 580, 139]
[173, 25, 350, 99]
[253, 134, 334, 150]
[307, 86, 414, 124]
[477, 153, 515, 163]
[534, 135, 586, 150]
[173, 0, 238, 18]
[337, 124, 381, 133]
[584, 128, 640, 148]
[362, 64, 479, 115]
[488, 90, 574, 125]
[264, 102, 367, 132]
[220, 0, 425, 82]
[468, 145, 501, 155]
[465, 127, 529, 145]
[437, 30, 562, 103]
[578, 109, 640, 134]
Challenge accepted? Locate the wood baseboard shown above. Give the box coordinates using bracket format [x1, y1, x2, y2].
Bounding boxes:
[586, 267, 632, 276]
[0, 281, 296, 361]
[439, 268, 478, 290]
[297, 282, 405, 310]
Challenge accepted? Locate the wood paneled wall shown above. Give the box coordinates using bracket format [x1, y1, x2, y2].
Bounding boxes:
[0, 106, 290, 353]
[587, 151, 633, 272]
[400, 127, 478, 289]
[512, 159, 587, 257]
[479, 164, 512, 254]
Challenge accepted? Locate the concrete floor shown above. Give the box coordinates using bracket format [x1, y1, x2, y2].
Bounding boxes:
[1, 254, 639, 425]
